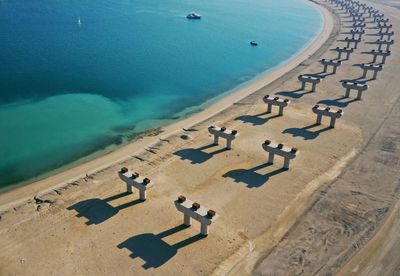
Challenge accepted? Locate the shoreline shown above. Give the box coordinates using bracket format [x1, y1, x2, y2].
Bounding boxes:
[0, 0, 325, 196]
[0, 0, 332, 210]
[1, 18, 323, 194]
[0, 0, 323, 195]
[3, 0, 400, 274]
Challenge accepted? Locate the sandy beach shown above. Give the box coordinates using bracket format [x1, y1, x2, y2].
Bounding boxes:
[0, 0, 331, 209]
[1, 0, 400, 275]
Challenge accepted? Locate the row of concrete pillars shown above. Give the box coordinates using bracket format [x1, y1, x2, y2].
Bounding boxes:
[110, 0, 391, 239]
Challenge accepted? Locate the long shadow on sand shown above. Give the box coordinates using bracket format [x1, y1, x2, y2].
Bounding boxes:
[223, 163, 287, 188]
[117, 224, 205, 269]
[342, 73, 369, 82]
[360, 51, 381, 61]
[315, 71, 336, 78]
[282, 123, 332, 140]
[318, 96, 359, 108]
[342, 72, 376, 83]
[235, 112, 281, 126]
[174, 143, 228, 164]
[276, 88, 314, 99]
[67, 192, 142, 225]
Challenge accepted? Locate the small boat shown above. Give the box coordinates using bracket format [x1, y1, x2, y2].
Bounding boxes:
[77, 17, 82, 25]
[250, 41, 258, 46]
[186, 12, 201, 19]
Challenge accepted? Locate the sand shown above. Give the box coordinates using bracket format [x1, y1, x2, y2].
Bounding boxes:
[1, 0, 400, 275]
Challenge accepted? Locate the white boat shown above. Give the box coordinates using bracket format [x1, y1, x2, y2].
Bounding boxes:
[186, 12, 201, 19]
[77, 17, 82, 25]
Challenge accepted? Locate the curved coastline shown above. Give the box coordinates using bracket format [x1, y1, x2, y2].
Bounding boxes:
[0, 0, 333, 210]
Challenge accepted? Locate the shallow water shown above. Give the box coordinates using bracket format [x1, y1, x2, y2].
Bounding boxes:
[0, 0, 322, 188]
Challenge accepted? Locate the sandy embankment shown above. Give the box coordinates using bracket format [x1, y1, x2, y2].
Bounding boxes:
[249, 1, 400, 275]
[1, 0, 399, 275]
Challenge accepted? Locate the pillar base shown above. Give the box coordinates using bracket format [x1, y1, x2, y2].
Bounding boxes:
[200, 223, 208, 236]
[184, 214, 191, 226]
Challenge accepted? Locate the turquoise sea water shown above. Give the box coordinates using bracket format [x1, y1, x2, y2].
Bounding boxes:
[0, 0, 322, 189]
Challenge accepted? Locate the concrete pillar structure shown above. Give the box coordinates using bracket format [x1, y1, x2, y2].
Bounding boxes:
[297, 74, 322, 92]
[334, 47, 354, 60]
[375, 39, 394, 51]
[341, 81, 369, 100]
[369, 9, 379, 18]
[262, 95, 290, 115]
[184, 213, 191, 226]
[320, 59, 342, 73]
[350, 29, 365, 40]
[376, 18, 389, 25]
[312, 105, 344, 128]
[366, 7, 374, 17]
[351, 19, 365, 27]
[378, 24, 392, 34]
[373, 13, 385, 23]
[379, 31, 394, 40]
[352, 22, 366, 31]
[208, 125, 238, 149]
[344, 37, 361, 49]
[370, 49, 391, 64]
[174, 196, 218, 236]
[360, 63, 384, 79]
[262, 140, 299, 170]
[118, 167, 155, 201]
[329, 0, 376, 20]
[352, 16, 365, 23]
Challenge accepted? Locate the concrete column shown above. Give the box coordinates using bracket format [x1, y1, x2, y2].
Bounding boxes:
[345, 88, 351, 97]
[372, 54, 377, 63]
[213, 135, 219, 145]
[226, 139, 232, 150]
[362, 68, 368, 78]
[356, 90, 363, 100]
[208, 126, 238, 149]
[316, 114, 322, 125]
[139, 189, 146, 201]
[373, 70, 378, 79]
[119, 169, 155, 201]
[268, 152, 275, 164]
[267, 103, 272, 113]
[278, 106, 284, 116]
[184, 214, 191, 226]
[127, 183, 133, 194]
[283, 158, 290, 170]
[311, 82, 317, 92]
[301, 81, 306, 90]
[337, 52, 342, 59]
[200, 223, 208, 236]
[382, 55, 387, 64]
[333, 65, 338, 74]
[263, 95, 290, 116]
[330, 117, 337, 128]
[346, 51, 351, 59]
[323, 64, 328, 73]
